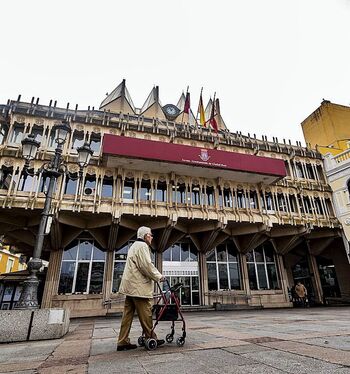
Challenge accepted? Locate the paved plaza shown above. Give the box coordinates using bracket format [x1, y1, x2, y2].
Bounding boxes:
[0, 307, 349, 373]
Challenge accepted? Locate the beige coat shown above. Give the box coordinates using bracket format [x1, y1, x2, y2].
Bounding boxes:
[118, 240, 162, 298]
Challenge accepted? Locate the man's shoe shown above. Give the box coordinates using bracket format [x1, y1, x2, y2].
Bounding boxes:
[156, 339, 165, 347]
[117, 343, 138, 351]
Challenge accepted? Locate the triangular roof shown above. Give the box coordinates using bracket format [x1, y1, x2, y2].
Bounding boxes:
[140, 86, 166, 120]
[176, 92, 197, 125]
[204, 98, 227, 131]
[100, 79, 136, 114]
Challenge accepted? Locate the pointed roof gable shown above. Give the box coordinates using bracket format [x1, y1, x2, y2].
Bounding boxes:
[176, 92, 197, 125]
[140, 86, 166, 120]
[205, 98, 227, 131]
[100, 79, 136, 114]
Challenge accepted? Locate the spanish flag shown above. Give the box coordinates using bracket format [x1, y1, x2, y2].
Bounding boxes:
[198, 88, 205, 126]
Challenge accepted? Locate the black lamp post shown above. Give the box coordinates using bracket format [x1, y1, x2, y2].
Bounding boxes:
[15, 121, 93, 309]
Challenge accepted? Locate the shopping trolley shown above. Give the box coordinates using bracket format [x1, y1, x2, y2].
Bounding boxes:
[138, 278, 186, 350]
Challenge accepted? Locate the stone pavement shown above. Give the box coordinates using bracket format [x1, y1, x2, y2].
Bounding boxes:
[0, 307, 349, 373]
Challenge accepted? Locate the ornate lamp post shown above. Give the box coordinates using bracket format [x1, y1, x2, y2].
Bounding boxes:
[15, 121, 93, 309]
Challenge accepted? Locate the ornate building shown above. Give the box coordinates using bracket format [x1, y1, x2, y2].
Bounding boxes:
[0, 81, 347, 316]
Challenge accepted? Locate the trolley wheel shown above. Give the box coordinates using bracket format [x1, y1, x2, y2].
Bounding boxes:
[166, 334, 174, 343]
[145, 338, 157, 351]
[176, 337, 185, 347]
[138, 336, 145, 347]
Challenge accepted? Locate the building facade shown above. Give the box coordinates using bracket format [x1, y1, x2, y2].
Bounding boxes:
[0, 82, 347, 317]
[302, 100, 350, 301]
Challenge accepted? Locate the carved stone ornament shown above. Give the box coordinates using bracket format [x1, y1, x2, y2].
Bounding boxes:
[344, 218, 350, 226]
[177, 139, 183, 144]
[282, 155, 287, 160]
[224, 182, 230, 189]
[129, 132, 136, 138]
[288, 189, 294, 194]
[259, 151, 264, 156]
[316, 160, 321, 165]
[191, 141, 197, 147]
[159, 136, 166, 142]
[302, 190, 308, 196]
[305, 158, 310, 164]
[295, 157, 300, 162]
[126, 172, 134, 179]
[3, 158, 14, 167]
[265, 187, 271, 193]
[75, 125, 84, 131]
[35, 118, 44, 125]
[237, 184, 243, 190]
[178, 178, 184, 184]
[159, 175, 166, 182]
[324, 193, 329, 198]
[192, 179, 199, 186]
[143, 174, 150, 180]
[314, 192, 319, 198]
[277, 188, 282, 193]
[270, 153, 276, 158]
[109, 128, 117, 135]
[87, 167, 96, 175]
[204, 143, 210, 149]
[245, 150, 250, 154]
[207, 181, 213, 187]
[15, 115, 25, 124]
[144, 134, 151, 140]
[93, 127, 101, 133]
[220, 146, 226, 151]
[68, 164, 79, 173]
[105, 169, 113, 177]
[54, 120, 62, 126]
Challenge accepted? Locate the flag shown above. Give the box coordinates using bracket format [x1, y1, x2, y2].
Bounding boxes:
[207, 95, 218, 132]
[198, 89, 205, 126]
[183, 91, 190, 114]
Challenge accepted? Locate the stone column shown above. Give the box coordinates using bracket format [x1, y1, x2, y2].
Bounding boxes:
[41, 249, 63, 308]
[276, 254, 291, 303]
[240, 253, 250, 295]
[103, 250, 114, 302]
[307, 251, 323, 304]
[156, 251, 163, 274]
[198, 252, 208, 306]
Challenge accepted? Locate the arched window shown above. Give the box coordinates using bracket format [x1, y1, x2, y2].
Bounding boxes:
[347, 180, 350, 198]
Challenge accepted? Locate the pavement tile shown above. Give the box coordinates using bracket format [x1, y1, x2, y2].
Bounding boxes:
[0, 361, 43, 373]
[295, 335, 350, 351]
[242, 348, 343, 373]
[223, 344, 274, 354]
[49, 340, 91, 360]
[261, 340, 350, 366]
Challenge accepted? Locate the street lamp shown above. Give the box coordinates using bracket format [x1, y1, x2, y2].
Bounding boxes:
[15, 121, 93, 309]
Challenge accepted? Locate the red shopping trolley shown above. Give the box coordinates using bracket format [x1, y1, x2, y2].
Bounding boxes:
[138, 279, 186, 350]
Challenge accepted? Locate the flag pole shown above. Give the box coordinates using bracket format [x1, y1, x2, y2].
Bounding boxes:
[180, 86, 189, 125]
[196, 87, 203, 124]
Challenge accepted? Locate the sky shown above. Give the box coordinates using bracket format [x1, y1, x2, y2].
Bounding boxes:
[1, 0, 350, 145]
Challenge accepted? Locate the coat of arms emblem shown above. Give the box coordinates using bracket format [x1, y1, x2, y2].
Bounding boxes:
[199, 149, 210, 162]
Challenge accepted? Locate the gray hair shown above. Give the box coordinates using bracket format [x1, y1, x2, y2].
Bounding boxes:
[137, 226, 152, 239]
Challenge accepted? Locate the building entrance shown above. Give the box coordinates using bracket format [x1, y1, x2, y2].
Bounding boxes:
[292, 257, 315, 305]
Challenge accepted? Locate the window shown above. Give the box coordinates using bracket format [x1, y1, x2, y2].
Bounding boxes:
[347, 180, 350, 198]
[0, 124, 9, 144]
[303, 196, 312, 214]
[156, 181, 167, 202]
[18, 170, 35, 192]
[206, 186, 215, 206]
[206, 243, 241, 291]
[306, 164, 315, 180]
[123, 178, 134, 201]
[31, 127, 43, 143]
[314, 197, 324, 215]
[295, 163, 305, 179]
[84, 175, 96, 195]
[10, 125, 24, 144]
[249, 190, 258, 209]
[64, 173, 78, 195]
[236, 189, 246, 208]
[89, 134, 101, 153]
[277, 193, 287, 212]
[71, 131, 84, 149]
[0, 166, 13, 190]
[140, 179, 151, 201]
[48, 128, 56, 148]
[112, 242, 130, 293]
[38, 172, 51, 193]
[191, 185, 201, 205]
[172, 183, 186, 204]
[6, 258, 14, 273]
[101, 176, 113, 198]
[289, 195, 297, 213]
[223, 188, 233, 208]
[163, 243, 199, 305]
[58, 240, 105, 294]
[261, 192, 274, 211]
[246, 243, 280, 290]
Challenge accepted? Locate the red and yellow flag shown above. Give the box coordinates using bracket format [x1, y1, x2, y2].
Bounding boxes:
[198, 89, 205, 126]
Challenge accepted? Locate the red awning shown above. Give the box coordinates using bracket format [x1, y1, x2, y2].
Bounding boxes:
[102, 134, 286, 184]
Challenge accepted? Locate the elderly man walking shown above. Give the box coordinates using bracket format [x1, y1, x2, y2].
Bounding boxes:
[117, 226, 165, 351]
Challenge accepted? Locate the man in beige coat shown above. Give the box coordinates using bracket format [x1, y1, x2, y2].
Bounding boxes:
[117, 226, 165, 351]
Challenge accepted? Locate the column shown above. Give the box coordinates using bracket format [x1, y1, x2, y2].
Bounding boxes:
[41, 249, 63, 309]
[307, 251, 323, 304]
[102, 250, 115, 303]
[198, 252, 208, 306]
[276, 254, 291, 303]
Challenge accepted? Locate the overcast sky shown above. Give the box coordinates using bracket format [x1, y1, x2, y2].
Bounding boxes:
[1, 0, 350, 144]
